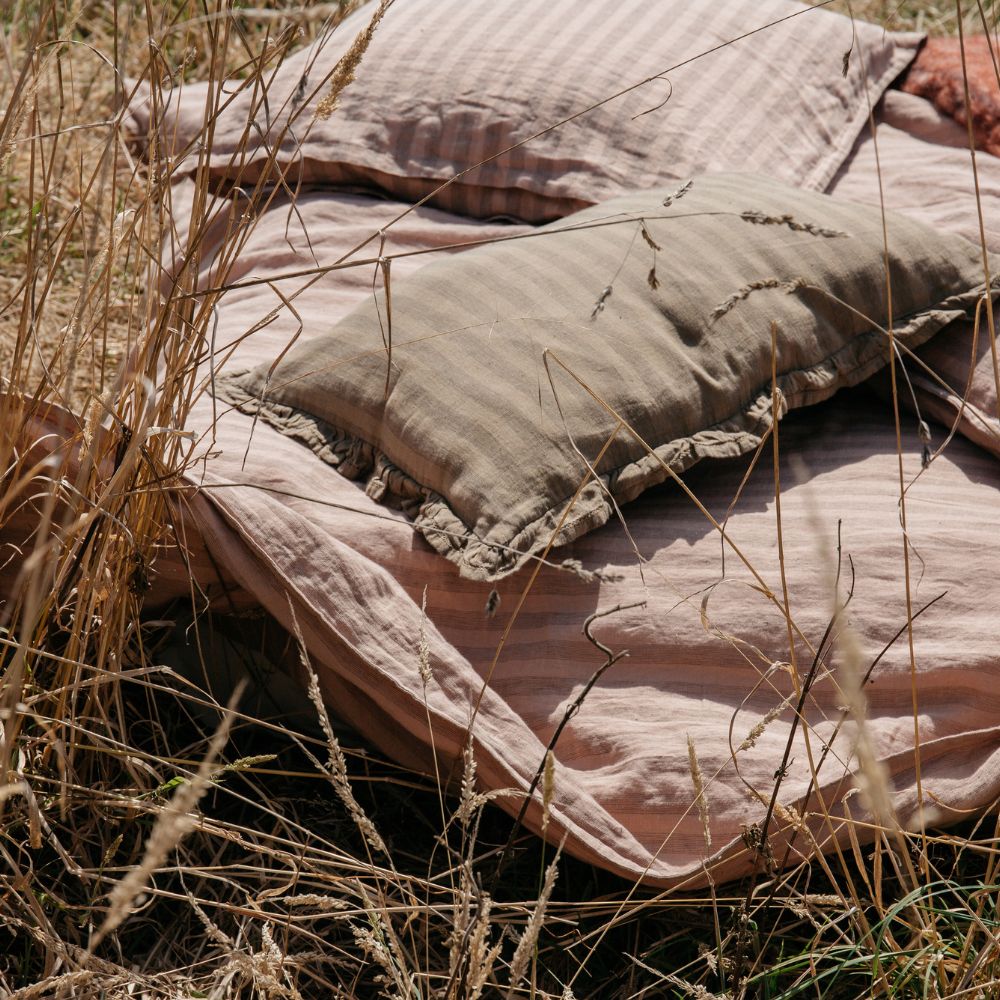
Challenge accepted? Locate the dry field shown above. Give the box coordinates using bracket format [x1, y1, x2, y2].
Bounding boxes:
[3, 2, 1000, 998]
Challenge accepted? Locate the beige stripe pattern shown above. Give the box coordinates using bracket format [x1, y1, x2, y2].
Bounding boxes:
[828, 90, 1000, 463]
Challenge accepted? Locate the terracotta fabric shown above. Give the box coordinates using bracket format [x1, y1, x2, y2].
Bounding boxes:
[139, 84, 1000, 885]
[901, 35, 1000, 155]
[218, 175, 995, 581]
[124, 0, 921, 222]
[0, 401, 84, 609]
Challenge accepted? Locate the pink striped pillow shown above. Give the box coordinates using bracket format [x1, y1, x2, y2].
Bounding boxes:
[130, 0, 922, 222]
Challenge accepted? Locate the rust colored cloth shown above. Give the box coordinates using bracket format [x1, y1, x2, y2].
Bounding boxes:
[901, 36, 1000, 154]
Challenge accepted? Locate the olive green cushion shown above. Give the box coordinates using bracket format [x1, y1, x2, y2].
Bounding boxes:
[219, 173, 995, 580]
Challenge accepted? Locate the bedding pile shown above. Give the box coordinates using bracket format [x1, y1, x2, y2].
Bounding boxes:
[130, 0, 920, 216]
[59, 4, 1000, 884]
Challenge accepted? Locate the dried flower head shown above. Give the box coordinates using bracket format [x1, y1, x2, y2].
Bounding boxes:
[739, 702, 786, 752]
[316, 0, 395, 120]
[640, 220, 662, 251]
[662, 178, 693, 207]
[711, 277, 806, 322]
[740, 209, 846, 238]
[591, 284, 614, 319]
[418, 585, 432, 685]
[687, 734, 711, 851]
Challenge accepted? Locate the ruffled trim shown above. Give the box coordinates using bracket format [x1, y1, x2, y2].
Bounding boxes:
[216, 285, 991, 581]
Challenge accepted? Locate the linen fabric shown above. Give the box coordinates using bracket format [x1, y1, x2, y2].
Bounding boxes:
[828, 89, 1000, 461]
[908, 318, 1000, 459]
[5, 89, 994, 885]
[124, 0, 922, 222]
[136, 100, 1000, 881]
[219, 173, 995, 581]
[829, 90, 1000, 250]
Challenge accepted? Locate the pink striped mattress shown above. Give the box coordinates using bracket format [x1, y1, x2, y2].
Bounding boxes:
[136, 88, 1000, 887]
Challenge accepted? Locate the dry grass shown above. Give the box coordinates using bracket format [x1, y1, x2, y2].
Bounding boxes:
[4, 1, 1000, 998]
[834, 0, 993, 33]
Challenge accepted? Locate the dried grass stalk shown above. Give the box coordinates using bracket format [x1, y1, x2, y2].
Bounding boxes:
[92, 694, 240, 948]
[740, 210, 846, 238]
[687, 734, 712, 851]
[306, 666, 388, 857]
[541, 750, 556, 837]
[418, 584, 432, 685]
[738, 701, 787, 752]
[838, 622, 896, 828]
[662, 178, 693, 207]
[506, 848, 561, 996]
[711, 277, 806, 321]
[316, 0, 395, 119]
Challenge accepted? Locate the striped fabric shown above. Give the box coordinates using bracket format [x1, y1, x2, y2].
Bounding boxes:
[829, 90, 1000, 251]
[157, 171, 1000, 887]
[219, 174, 994, 581]
[126, 0, 921, 222]
[40, 99, 998, 885]
[911, 319, 1000, 458]
[827, 89, 1000, 463]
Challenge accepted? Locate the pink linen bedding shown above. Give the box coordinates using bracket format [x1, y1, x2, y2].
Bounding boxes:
[148, 87, 1000, 886]
[830, 89, 1000, 463]
[829, 90, 1000, 250]
[125, 0, 921, 221]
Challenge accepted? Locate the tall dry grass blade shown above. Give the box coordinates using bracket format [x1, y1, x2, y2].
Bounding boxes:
[506, 847, 561, 997]
[304, 664, 388, 859]
[90, 683, 243, 950]
[687, 734, 712, 852]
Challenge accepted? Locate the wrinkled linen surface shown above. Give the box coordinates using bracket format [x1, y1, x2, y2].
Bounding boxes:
[830, 90, 1000, 460]
[146, 88, 1000, 886]
[124, 0, 920, 221]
